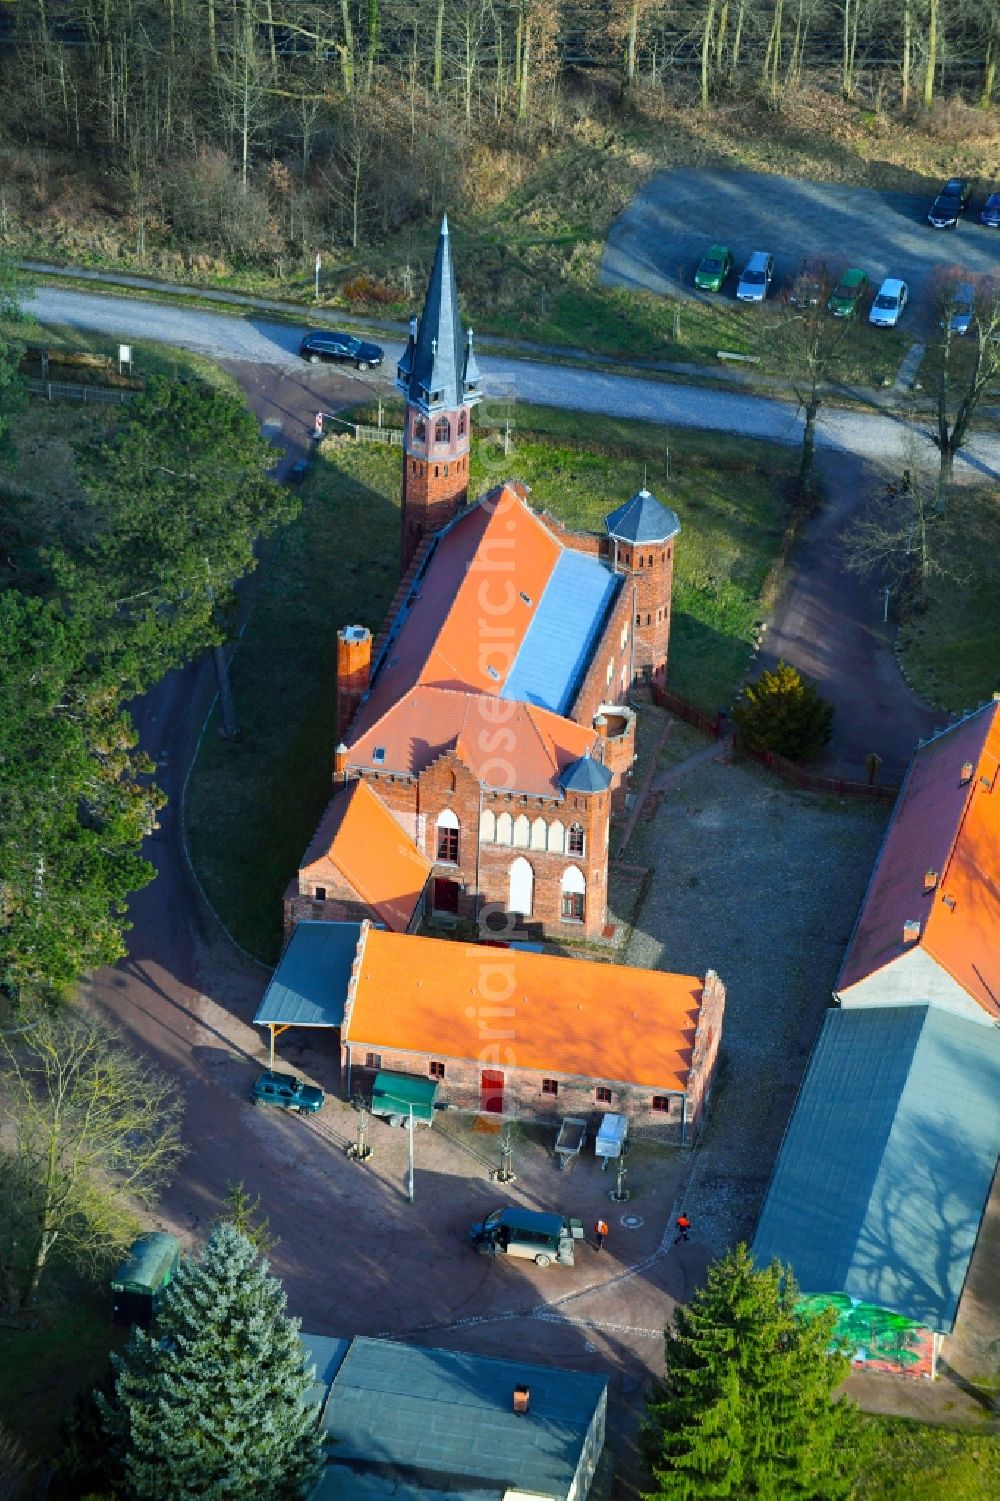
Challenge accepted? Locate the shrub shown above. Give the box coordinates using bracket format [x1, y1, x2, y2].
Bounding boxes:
[734, 660, 833, 760]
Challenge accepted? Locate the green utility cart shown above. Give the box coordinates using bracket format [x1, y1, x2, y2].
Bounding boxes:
[370, 1070, 439, 1127]
[110, 1232, 180, 1328]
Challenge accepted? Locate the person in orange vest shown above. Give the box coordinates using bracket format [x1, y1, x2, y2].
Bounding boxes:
[595, 1217, 609, 1251]
[674, 1214, 691, 1243]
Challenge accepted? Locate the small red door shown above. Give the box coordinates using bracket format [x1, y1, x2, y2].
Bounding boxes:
[433, 878, 460, 914]
[481, 1070, 504, 1114]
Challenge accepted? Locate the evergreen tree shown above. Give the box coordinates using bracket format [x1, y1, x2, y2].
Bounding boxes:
[733, 661, 833, 762]
[642, 1245, 862, 1500]
[99, 1223, 325, 1501]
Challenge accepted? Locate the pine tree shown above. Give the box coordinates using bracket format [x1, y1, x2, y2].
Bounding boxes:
[642, 1245, 862, 1500]
[99, 1223, 325, 1501]
[733, 661, 833, 761]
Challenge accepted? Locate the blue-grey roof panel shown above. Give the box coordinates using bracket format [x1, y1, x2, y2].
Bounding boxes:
[560, 754, 613, 794]
[752, 1006, 1000, 1332]
[502, 549, 621, 715]
[605, 489, 681, 544]
[319, 1337, 606, 1493]
[254, 921, 360, 1028]
[300, 1333, 352, 1410]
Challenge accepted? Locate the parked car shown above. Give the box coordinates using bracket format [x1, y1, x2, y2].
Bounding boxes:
[828, 268, 869, 318]
[947, 282, 976, 336]
[251, 1070, 325, 1114]
[927, 177, 972, 228]
[869, 278, 908, 328]
[694, 244, 733, 292]
[736, 251, 775, 303]
[980, 191, 1000, 228]
[299, 330, 384, 369]
[469, 1207, 581, 1267]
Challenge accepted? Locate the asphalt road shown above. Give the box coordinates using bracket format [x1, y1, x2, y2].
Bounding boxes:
[25, 285, 1000, 480]
[602, 167, 1000, 319]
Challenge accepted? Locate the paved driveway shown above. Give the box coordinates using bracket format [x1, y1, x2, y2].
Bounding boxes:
[602, 169, 1000, 318]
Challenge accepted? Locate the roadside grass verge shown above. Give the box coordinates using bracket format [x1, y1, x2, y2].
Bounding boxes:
[858, 1415, 1000, 1500]
[2, 316, 241, 391]
[186, 407, 791, 960]
[896, 484, 1000, 711]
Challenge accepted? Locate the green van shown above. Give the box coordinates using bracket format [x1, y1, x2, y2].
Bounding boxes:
[469, 1207, 581, 1268]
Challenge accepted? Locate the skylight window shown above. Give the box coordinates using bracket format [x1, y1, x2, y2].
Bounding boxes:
[486, 666, 500, 681]
[519, 591, 532, 605]
[372, 747, 386, 764]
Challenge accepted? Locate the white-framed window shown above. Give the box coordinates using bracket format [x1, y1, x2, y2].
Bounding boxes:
[568, 824, 585, 856]
[436, 808, 460, 864]
[560, 865, 586, 922]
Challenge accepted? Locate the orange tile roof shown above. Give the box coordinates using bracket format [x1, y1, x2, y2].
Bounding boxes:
[353, 487, 560, 741]
[838, 701, 1000, 1017]
[347, 685, 598, 795]
[346, 930, 704, 1091]
[300, 781, 431, 933]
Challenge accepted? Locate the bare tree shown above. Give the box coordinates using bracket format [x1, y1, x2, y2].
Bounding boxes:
[930, 274, 1000, 508]
[0, 1009, 184, 1320]
[842, 465, 955, 606]
[761, 261, 856, 498]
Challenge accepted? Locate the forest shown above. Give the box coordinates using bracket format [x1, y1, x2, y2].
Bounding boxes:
[0, 0, 995, 291]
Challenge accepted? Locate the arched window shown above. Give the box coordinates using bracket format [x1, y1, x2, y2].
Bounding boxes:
[530, 816, 547, 851]
[480, 809, 496, 843]
[568, 824, 585, 857]
[458, 410, 467, 437]
[436, 808, 460, 864]
[413, 417, 426, 441]
[434, 416, 451, 443]
[561, 865, 586, 922]
[509, 856, 534, 917]
[548, 820, 565, 854]
[513, 814, 531, 849]
[496, 812, 513, 846]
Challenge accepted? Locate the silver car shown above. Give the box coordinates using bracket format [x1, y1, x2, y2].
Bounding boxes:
[736, 251, 775, 303]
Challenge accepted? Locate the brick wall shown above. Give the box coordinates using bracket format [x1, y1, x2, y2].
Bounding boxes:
[620, 542, 676, 686]
[400, 402, 474, 570]
[343, 1041, 692, 1146]
[685, 969, 726, 1135]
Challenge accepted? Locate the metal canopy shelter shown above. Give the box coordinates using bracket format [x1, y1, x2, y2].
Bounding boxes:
[253, 920, 361, 1068]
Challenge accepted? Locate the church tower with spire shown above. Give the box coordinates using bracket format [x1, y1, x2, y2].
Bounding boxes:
[396, 215, 482, 572]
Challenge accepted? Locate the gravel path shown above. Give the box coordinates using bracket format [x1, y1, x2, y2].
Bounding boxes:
[625, 749, 887, 1254]
[26, 286, 1000, 479]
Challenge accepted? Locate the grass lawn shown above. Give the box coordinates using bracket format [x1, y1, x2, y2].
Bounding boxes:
[0, 1276, 121, 1465]
[896, 484, 1000, 711]
[186, 406, 791, 961]
[858, 1416, 1000, 1500]
[2, 316, 240, 391]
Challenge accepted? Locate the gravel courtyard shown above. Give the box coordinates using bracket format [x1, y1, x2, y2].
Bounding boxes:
[623, 725, 888, 1253]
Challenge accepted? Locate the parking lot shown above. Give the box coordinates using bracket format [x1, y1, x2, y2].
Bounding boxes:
[602, 168, 1000, 328]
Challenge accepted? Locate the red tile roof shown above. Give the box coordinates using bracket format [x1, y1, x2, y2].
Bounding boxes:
[346, 929, 705, 1091]
[299, 780, 431, 933]
[838, 702, 1000, 1017]
[344, 485, 601, 792]
[348, 686, 597, 795]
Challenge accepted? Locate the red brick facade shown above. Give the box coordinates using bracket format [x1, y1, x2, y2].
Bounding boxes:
[400, 403, 474, 571]
[342, 966, 726, 1146]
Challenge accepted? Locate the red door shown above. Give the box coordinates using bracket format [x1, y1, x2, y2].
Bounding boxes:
[433, 878, 460, 914]
[481, 1070, 504, 1114]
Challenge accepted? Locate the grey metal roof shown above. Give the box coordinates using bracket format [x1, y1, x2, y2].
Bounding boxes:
[300, 1333, 352, 1410]
[110, 1233, 179, 1293]
[312, 1469, 497, 1501]
[559, 753, 613, 794]
[253, 921, 361, 1028]
[752, 1005, 1000, 1333]
[317, 1336, 605, 1495]
[396, 216, 482, 415]
[604, 488, 681, 545]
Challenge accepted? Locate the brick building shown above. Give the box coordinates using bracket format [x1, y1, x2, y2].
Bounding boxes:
[286, 218, 681, 943]
[338, 926, 726, 1144]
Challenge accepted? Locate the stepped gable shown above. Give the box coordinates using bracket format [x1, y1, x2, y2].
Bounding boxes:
[837, 699, 1000, 1018]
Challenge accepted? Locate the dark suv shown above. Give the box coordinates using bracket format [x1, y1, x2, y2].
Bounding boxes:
[927, 178, 972, 229]
[251, 1070, 325, 1114]
[299, 330, 384, 369]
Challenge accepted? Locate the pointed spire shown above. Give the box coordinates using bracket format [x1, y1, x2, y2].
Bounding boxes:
[462, 327, 481, 396]
[395, 215, 481, 415]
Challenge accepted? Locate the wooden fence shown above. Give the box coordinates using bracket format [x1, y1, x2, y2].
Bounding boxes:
[652, 683, 898, 803]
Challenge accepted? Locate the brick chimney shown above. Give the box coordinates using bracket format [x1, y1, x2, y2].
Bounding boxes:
[513, 1385, 530, 1415]
[336, 625, 371, 740]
